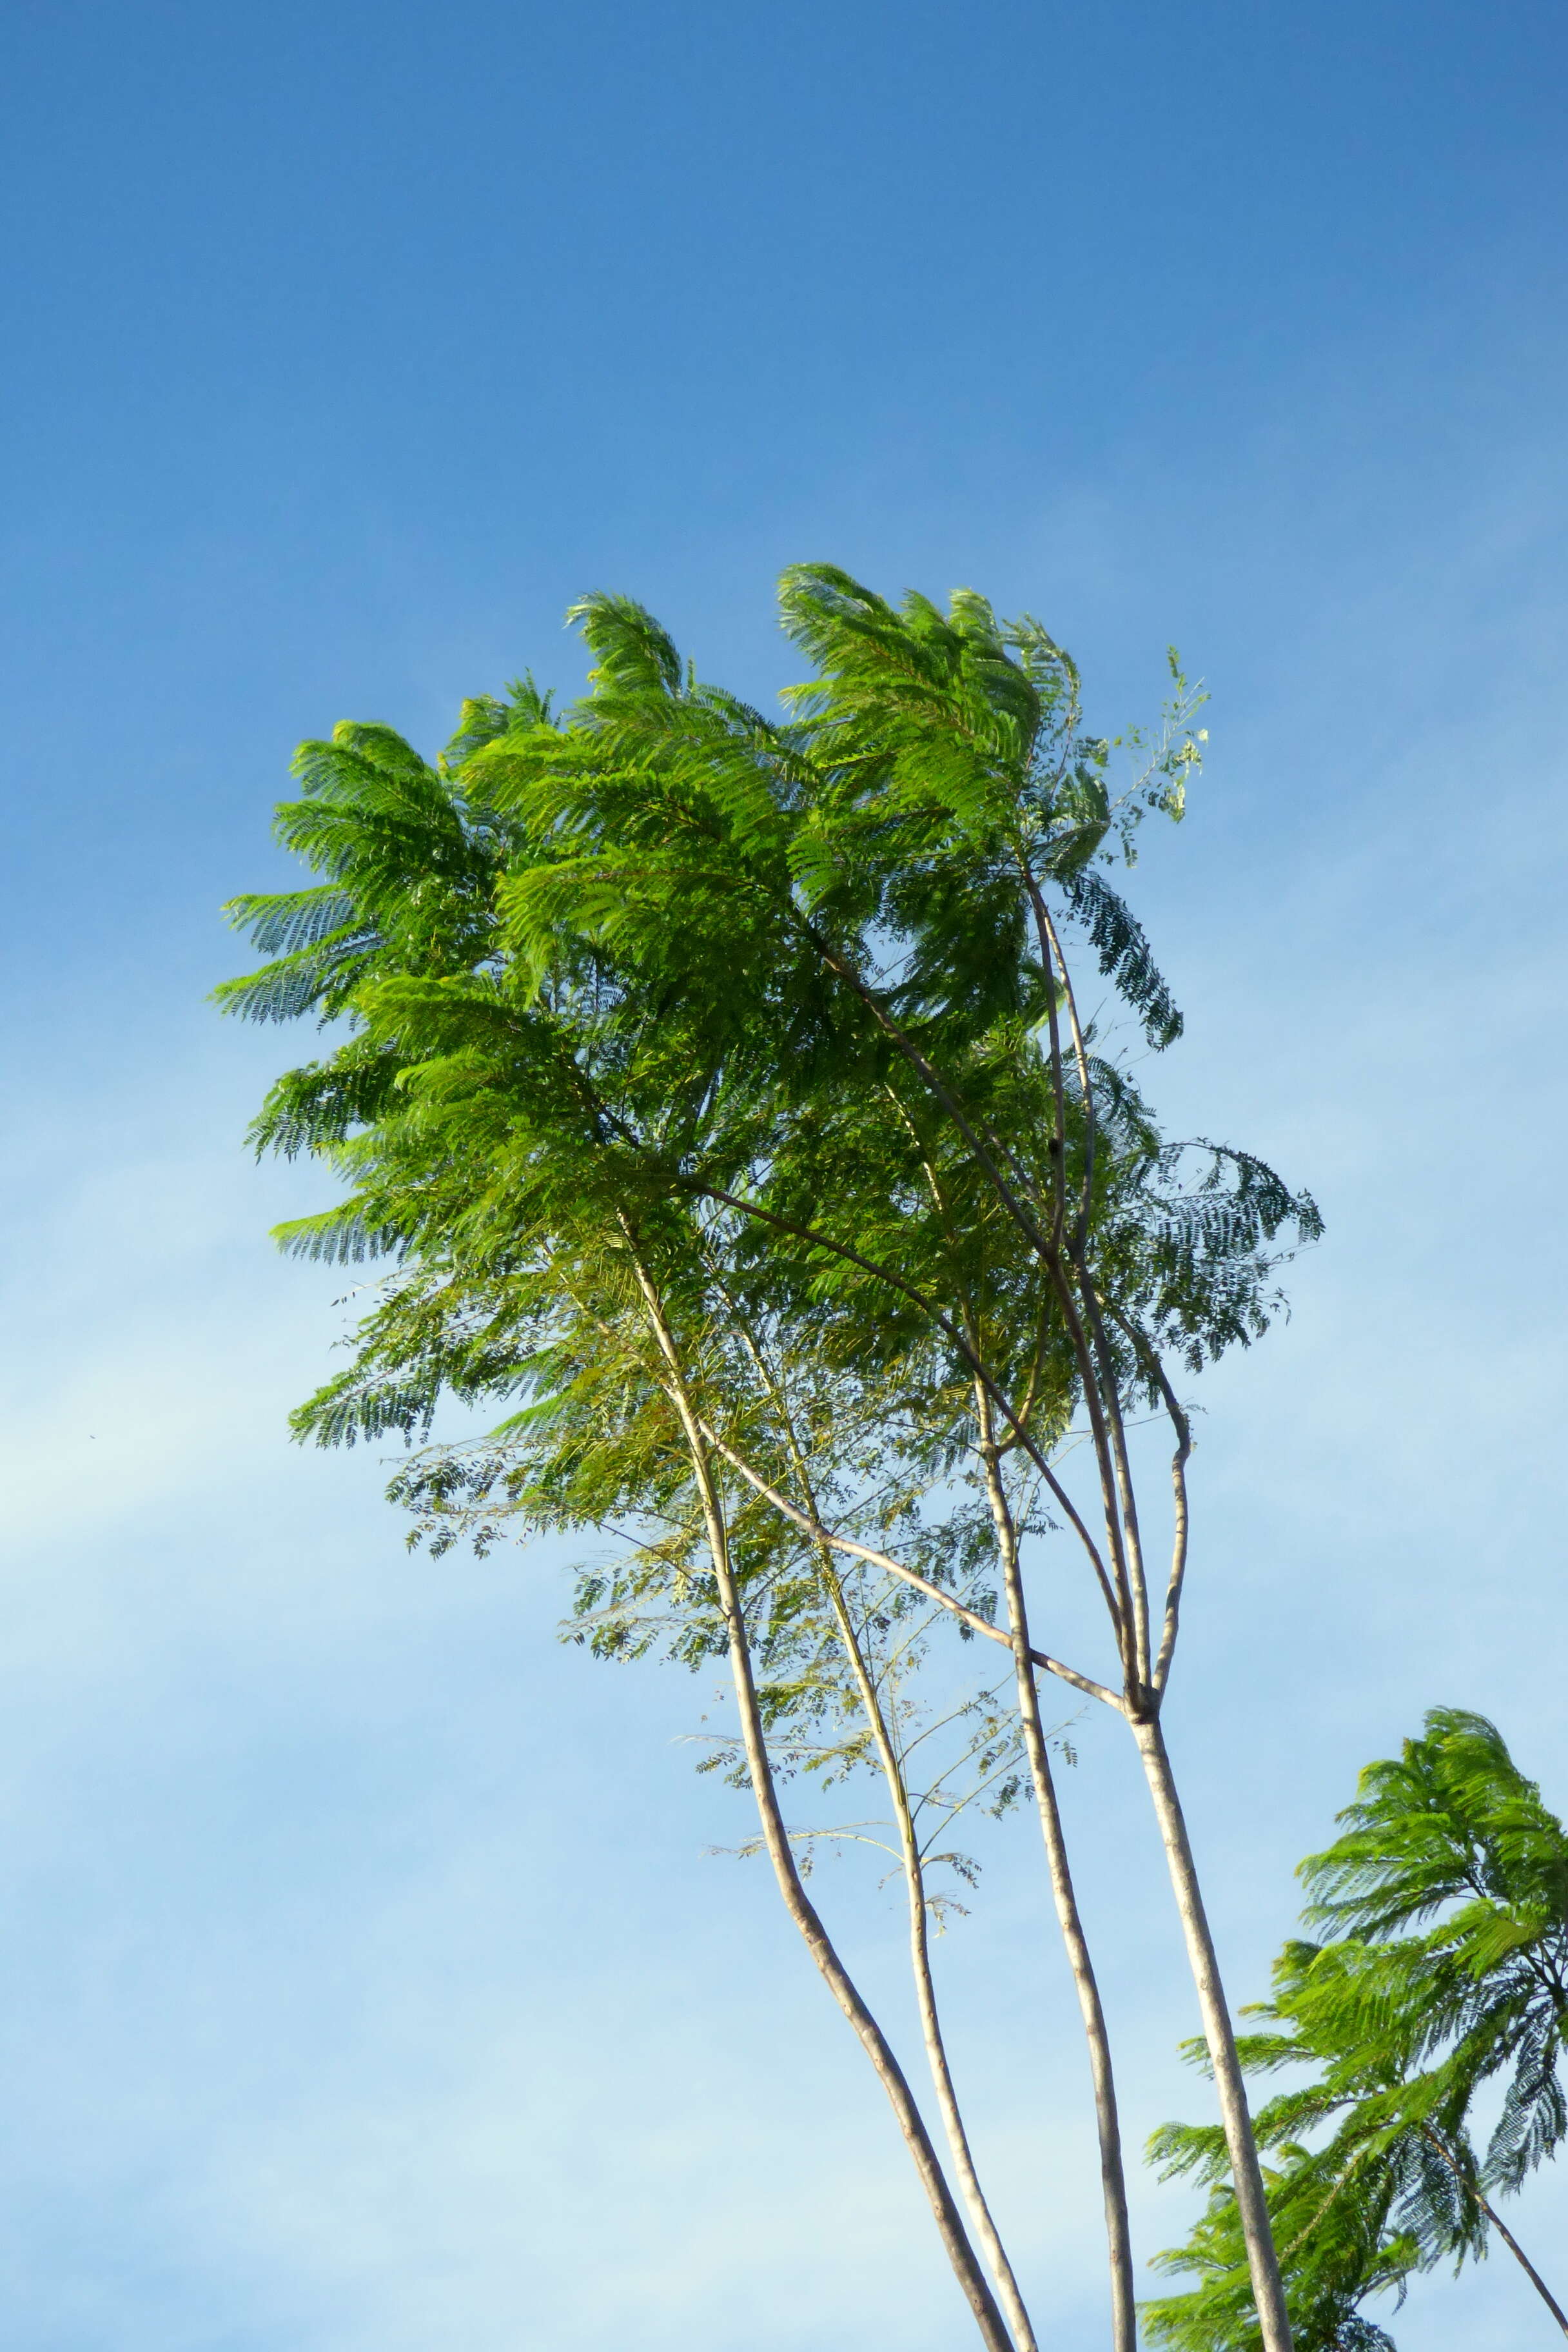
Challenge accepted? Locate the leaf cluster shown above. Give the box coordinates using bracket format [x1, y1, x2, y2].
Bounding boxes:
[1146, 1709, 1568, 2350]
[218, 565, 1319, 1798]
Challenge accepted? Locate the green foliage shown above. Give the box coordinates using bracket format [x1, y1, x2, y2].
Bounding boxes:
[216, 567, 1324, 1830]
[1146, 1710, 1568, 2349]
[216, 706, 524, 1027]
[220, 565, 1335, 2341]
[221, 575, 1325, 1845]
[1146, 2112, 1416, 2350]
[221, 565, 1315, 1482]
[1297, 1707, 1568, 2196]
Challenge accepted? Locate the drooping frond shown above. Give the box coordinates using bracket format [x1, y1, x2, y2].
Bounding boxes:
[211, 922, 378, 1024]
[290, 1359, 445, 1448]
[272, 1197, 400, 1265]
[569, 592, 684, 699]
[244, 1044, 406, 1159]
[223, 885, 360, 958]
[1061, 867, 1184, 1048]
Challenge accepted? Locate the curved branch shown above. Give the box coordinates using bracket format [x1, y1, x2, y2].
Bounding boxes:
[686, 1176, 1126, 1643]
[1104, 1300, 1191, 1696]
[701, 1416, 1122, 1712]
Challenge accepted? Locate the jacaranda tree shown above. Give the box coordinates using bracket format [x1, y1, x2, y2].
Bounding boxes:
[221, 567, 1321, 2349]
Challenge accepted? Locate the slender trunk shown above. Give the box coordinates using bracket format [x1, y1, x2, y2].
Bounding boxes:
[1014, 913, 1287, 2342]
[1075, 1280, 1153, 1689]
[977, 1395, 1137, 2352]
[1478, 2191, 1568, 2335]
[631, 1261, 1018, 2352]
[736, 1337, 1039, 2352]
[1132, 1714, 1293, 2352]
[823, 1561, 1039, 2352]
[1420, 2130, 1568, 2335]
[703, 1489, 1018, 2352]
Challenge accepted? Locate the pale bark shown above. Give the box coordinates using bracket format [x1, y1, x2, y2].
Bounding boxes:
[723, 1337, 1040, 2351]
[1476, 2191, 1568, 2336]
[1028, 883, 1155, 1696]
[976, 1387, 1137, 2352]
[1103, 1307, 1190, 1698]
[718, 1298, 1038, 2340]
[697, 1416, 1122, 1709]
[1419, 2128, 1568, 2337]
[629, 1258, 1019, 2352]
[1132, 1714, 1294, 2352]
[1030, 888, 1295, 2344]
[821, 1556, 1040, 2352]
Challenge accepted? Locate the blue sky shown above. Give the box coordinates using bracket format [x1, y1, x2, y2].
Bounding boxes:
[3, 3, 1566, 2346]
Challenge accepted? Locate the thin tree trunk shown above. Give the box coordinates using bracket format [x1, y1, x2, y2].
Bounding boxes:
[629, 1259, 1019, 2352]
[976, 1390, 1137, 2352]
[1477, 2191, 1568, 2335]
[1132, 1713, 1294, 2352]
[1420, 2129, 1568, 2335]
[1011, 916, 1291, 2346]
[821, 1555, 1040, 2352]
[734, 1333, 1040, 2352]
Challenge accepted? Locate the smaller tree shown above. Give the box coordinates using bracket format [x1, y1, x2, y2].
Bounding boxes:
[1146, 1709, 1568, 2347]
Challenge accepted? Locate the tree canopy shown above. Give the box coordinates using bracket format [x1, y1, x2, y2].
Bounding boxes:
[222, 565, 1324, 2352]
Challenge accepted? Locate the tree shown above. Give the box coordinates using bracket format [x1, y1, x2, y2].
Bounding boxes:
[474, 569, 1317, 2346]
[221, 569, 1320, 2347]
[1148, 1709, 1568, 2346]
[220, 698, 1035, 2346]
